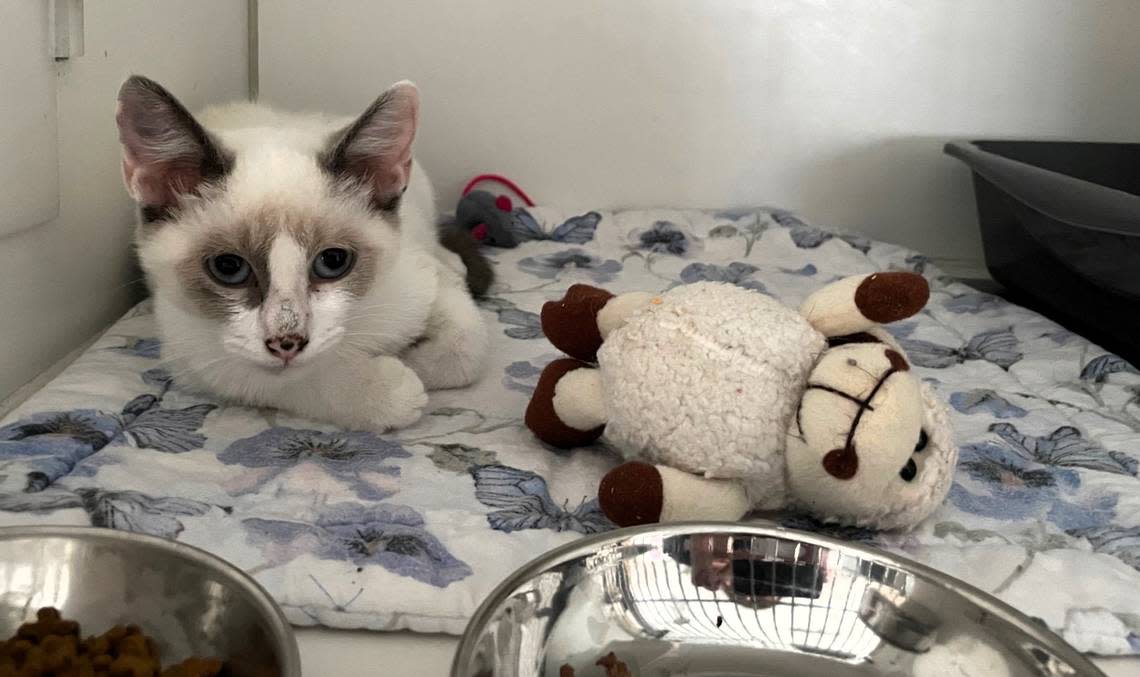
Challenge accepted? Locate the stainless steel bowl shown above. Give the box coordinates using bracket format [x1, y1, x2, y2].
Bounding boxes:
[453, 523, 1104, 676]
[0, 526, 300, 676]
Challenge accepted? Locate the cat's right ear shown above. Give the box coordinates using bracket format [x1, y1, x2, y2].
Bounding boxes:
[116, 75, 231, 215]
[323, 81, 420, 211]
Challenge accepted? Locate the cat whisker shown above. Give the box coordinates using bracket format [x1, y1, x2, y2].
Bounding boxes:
[339, 331, 411, 340]
[167, 353, 243, 379]
[99, 277, 148, 295]
[346, 310, 426, 322]
[165, 363, 227, 381]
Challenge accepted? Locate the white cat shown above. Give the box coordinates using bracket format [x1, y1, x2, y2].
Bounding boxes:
[116, 76, 487, 431]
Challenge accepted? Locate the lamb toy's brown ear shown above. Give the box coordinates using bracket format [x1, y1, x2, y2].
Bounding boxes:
[540, 284, 615, 362]
[799, 272, 929, 337]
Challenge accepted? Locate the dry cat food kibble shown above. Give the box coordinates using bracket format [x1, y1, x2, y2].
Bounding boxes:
[594, 653, 632, 677]
[559, 652, 633, 677]
[0, 608, 227, 677]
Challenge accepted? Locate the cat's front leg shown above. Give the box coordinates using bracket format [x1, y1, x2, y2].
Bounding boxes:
[402, 281, 489, 390]
[276, 354, 428, 431]
[361, 355, 431, 429]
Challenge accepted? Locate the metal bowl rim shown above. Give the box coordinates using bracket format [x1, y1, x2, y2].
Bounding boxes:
[0, 525, 301, 677]
[450, 521, 1104, 676]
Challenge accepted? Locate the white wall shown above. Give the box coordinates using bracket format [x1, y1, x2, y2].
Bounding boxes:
[259, 0, 1140, 276]
[0, 1, 248, 401]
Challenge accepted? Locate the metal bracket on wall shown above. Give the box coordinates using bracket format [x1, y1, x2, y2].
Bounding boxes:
[49, 0, 84, 61]
[248, 0, 259, 101]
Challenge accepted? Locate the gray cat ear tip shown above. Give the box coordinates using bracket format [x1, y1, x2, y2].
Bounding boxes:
[388, 80, 419, 94]
[118, 76, 142, 98]
[119, 75, 165, 101]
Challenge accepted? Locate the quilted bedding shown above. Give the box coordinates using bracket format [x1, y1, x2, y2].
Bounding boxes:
[1, 206, 1138, 654]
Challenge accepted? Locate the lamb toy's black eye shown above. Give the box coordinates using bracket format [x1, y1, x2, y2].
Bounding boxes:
[915, 429, 929, 453]
[899, 458, 918, 482]
[899, 431, 928, 481]
[312, 248, 354, 280]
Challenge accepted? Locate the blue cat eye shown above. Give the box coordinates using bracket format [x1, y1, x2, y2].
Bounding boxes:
[312, 248, 354, 280]
[207, 253, 252, 286]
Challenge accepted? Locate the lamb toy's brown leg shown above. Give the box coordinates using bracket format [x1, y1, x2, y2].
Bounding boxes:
[525, 359, 607, 448]
[599, 462, 752, 527]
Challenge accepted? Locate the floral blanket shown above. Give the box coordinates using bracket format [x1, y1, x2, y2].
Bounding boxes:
[1, 207, 1139, 654]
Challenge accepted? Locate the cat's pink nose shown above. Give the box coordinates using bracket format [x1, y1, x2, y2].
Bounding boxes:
[265, 334, 308, 363]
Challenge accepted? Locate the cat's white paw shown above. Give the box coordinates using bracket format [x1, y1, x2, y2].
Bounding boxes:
[372, 356, 428, 430]
[403, 292, 489, 390]
[403, 336, 485, 390]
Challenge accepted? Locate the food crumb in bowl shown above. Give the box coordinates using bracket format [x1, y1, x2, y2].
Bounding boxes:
[595, 652, 632, 677]
[0, 607, 228, 677]
[559, 652, 633, 676]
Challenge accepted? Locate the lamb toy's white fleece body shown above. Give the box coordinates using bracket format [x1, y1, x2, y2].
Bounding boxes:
[601, 283, 825, 511]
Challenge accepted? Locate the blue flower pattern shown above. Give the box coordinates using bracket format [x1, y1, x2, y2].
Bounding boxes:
[471, 464, 611, 534]
[1068, 525, 1140, 573]
[479, 297, 542, 339]
[899, 328, 1022, 370]
[108, 337, 162, 359]
[218, 427, 411, 500]
[950, 440, 1119, 532]
[783, 263, 817, 277]
[905, 254, 932, 274]
[943, 292, 1008, 314]
[508, 210, 601, 245]
[0, 487, 222, 539]
[1081, 354, 1140, 383]
[987, 423, 1137, 477]
[789, 224, 871, 254]
[517, 248, 623, 283]
[635, 221, 691, 255]
[949, 389, 1028, 419]
[502, 354, 561, 395]
[244, 503, 472, 588]
[1, 410, 122, 491]
[0, 360, 216, 492]
[679, 262, 766, 292]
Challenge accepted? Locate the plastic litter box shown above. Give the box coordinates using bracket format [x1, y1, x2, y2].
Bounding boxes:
[945, 140, 1140, 366]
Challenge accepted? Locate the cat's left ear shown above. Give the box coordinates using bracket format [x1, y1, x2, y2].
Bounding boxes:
[324, 81, 419, 211]
[116, 75, 231, 215]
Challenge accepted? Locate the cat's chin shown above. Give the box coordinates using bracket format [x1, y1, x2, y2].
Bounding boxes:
[257, 362, 293, 373]
[219, 351, 305, 374]
[251, 357, 311, 373]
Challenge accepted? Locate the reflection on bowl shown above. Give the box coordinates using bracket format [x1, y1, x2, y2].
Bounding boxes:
[453, 523, 1102, 677]
[0, 526, 300, 677]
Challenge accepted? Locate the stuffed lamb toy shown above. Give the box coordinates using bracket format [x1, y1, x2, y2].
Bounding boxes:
[525, 272, 957, 531]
